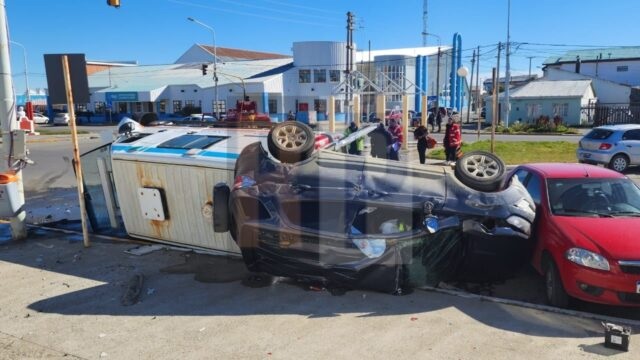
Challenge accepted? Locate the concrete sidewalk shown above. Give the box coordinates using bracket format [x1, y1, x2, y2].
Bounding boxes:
[0, 224, 637, 359]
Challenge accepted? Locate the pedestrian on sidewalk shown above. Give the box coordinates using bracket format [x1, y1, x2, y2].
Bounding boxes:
[443, 116, 462, 165]
[414, 124, 429, 164]
[427, 111, 435, 133]
[387, 118, 403, 161]
[368, 120, 392, 159]
[436, 107, 446, 132]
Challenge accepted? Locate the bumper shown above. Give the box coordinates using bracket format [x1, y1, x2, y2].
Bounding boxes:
[576, 150, 612, 165]
[559, 260, 640, 306]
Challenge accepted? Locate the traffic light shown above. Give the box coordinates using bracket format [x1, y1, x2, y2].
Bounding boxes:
[106, 0, 120, 8]
[201, 64, 208, 76]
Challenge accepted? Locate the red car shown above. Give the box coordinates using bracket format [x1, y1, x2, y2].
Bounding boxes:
[508, 163, 640, 307]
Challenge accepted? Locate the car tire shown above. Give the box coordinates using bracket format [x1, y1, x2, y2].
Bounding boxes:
[267, 121, 315, 163]
[608, 154, 629, 172]
[542, 255, 570, 308]
[454, 150, 505, 192]
[213, 183, 230, 233]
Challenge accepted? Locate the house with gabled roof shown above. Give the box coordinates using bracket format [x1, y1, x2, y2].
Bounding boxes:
[486, 80, 596, 126]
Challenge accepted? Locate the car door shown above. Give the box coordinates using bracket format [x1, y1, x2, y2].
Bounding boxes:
[621, 129, 640, 165]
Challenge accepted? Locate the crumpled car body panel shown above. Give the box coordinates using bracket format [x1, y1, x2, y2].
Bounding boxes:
[230, 142, 536, 293]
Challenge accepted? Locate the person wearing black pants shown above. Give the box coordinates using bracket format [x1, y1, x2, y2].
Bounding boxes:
[414, 125, 428, 164]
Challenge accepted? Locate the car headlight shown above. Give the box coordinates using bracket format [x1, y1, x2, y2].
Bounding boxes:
[565, 248, 610, 271]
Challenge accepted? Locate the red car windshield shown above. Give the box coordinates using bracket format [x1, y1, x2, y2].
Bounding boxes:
[548, 178, 640, 216]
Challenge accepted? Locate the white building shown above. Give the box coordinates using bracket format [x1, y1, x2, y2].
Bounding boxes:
[543, 47, 640, 96]
[83, 41, 463, 122]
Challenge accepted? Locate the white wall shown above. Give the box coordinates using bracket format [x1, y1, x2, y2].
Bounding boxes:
[544, 68, 631, 104]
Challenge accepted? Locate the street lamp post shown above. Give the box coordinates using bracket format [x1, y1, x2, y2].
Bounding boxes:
[9, 40, 29, 102]
[187, 17, 218, 120]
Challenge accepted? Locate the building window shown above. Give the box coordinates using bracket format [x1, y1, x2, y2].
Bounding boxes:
[159, 100, 167, 113]
[617, 66, 629, 72]
[76, 103, 87, 112]
[552, 103, 569, 117]
[314, 69, 326, 83]
[314, 99, 327, 114]
[173, 100, 182, 113]
[268, 99, 277, 114]
[135, 102, 142, 112]
[94, 102, 105, 114]
[212, 100, 226, 115]
[526, 103, 542, 118]
[329, 70, 341, 82]
[299, 69, 311, 83]
[185, 100, 195, 107]
[334, 99, 343, 113]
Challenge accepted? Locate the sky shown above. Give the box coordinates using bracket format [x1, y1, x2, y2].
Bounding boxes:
[4, 0, 640, 94]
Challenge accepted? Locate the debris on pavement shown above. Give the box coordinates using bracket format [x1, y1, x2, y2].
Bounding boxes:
[121, 273, 144, 306]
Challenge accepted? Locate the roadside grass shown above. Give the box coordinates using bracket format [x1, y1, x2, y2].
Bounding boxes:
[428, 140, 579, 164]
[37, 128, 90, 135]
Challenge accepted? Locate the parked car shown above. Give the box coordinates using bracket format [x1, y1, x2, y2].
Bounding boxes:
[214, 121, 536, 294]
[52, 112, 70, 126]
[32, 112, 50, 124]
[576, 124, 640, 172]
[508, 163, 640, 307]
[180, 114, 216, 123]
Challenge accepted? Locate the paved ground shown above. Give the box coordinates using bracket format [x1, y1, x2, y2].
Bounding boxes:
[0, 226, 638, 360]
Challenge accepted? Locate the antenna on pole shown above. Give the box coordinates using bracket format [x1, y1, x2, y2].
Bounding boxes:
[422, 0, 428, 46]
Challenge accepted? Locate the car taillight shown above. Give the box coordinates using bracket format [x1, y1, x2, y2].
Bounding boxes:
[599, 143, 612, 150]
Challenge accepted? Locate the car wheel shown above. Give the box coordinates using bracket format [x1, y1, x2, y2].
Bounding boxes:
[608, 154, 629, 172]
[213, 183, 230, 233]
[543, 255, 570, 308]
[454, 151, 505, 192]
[267, 121, 315, 163]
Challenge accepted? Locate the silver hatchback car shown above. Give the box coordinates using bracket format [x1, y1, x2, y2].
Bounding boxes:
[576, 124, 640, 172]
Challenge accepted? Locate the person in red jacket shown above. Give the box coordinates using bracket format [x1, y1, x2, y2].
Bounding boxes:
[387, 118, 403, 160]
[443, 116, 462, 165]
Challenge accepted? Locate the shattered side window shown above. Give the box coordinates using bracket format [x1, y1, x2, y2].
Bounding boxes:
[158, 135, 229, 149]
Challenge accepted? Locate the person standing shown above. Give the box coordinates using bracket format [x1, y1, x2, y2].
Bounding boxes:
[387, 118, 403, 161]
[368, 120, 392, 159]
[427, 111, 435, 133]
[344, 121, 364, 155]
[436, 107, 446, 132]
[413, 124, 429, 164]
[443, 116, 462, 165]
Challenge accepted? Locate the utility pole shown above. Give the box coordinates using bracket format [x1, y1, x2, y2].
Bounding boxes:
[435, 47, 441, 119]
[466, 49, 475, 124]
[346, 11, 355, 123]
[504, 0, 511, 127]
[527, 56, 534, 78]
[475, 45, 481, 140]
[0, 1, 27, 240]
[491, 67, 497, 153]
[496, 42, 502, 125]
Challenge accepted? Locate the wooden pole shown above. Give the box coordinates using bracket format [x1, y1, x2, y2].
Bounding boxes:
[62, 55, 90, 247]
[328, 95, 335, 132]
[491, 67, 497, 154]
